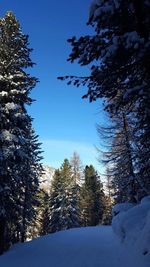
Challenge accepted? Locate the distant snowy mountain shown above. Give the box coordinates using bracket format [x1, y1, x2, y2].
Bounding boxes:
[39, 165, 55, 193]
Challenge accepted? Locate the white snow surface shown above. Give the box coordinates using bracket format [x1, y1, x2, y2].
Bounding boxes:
[112, 202, 135, 217]
[112, 196, 150, 256]
[0, 226, 149, 267]
[89, 0, 115, 20]
[5, 103, 20, 110]
[0, 130, 18, 142]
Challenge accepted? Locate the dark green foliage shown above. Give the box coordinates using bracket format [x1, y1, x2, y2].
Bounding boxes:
[27, 189, 49, 240]
[80, 165, 105, 226]
[102, 196, 113, 226]
[39, 191, 50, 236]
[49, 169, 65, 233]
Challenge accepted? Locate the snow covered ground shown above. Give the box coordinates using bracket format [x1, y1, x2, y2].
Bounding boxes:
[112, 196, 150, 257]
[0, 226, 149, 267]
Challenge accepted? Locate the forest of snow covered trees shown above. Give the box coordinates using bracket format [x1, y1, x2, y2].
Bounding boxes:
[0, 0, 150, 264]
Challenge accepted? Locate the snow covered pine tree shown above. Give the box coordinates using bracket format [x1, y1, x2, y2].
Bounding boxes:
[0, 12, 42, 254]
[49, 159, 80, 233]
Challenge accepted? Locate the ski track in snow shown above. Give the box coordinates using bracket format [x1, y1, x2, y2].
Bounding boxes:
[0, 226, 149, 267]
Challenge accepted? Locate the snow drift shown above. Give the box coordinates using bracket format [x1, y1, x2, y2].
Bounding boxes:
[112, 196, 150, 256]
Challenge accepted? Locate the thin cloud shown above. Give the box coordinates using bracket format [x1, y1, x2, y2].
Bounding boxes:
[42, 139, 96, 153]
[40, 139, 99, 169]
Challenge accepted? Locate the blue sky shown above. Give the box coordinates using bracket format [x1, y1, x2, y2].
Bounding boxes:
[1, 0, 107, 172]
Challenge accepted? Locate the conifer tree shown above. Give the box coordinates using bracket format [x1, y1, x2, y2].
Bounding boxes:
[49, 160, 80, 233]
[70, 151, 83, 184]
[99, 168, 113, 225]
[27, 189, 48, 240]
[101, 195, 113, 225]
[0, 12, 42, 253]
[49, 169, 63, 233]
[97, 112, 138, 202]
[60, 159, 80, 229]
[80, 165, 105, 226]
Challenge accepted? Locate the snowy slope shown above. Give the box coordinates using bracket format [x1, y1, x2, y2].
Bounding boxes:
[112, 196, 150, 256]
[0, 226, 149, 267]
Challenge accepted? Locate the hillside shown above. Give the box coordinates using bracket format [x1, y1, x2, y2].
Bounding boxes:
[0, 226, 149, 267]
[39, 165, 55, 193]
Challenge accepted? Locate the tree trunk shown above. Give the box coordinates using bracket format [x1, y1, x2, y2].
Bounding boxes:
[122, 112, 137, 203]
[21, 186, 28, 243]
